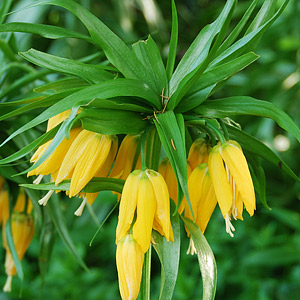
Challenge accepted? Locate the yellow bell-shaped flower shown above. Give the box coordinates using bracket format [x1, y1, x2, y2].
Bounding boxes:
[116, 169, 173, 253]
[187, 138, 211, 171]
[208, 140, 256, 236]
[185, 163, 217, 234]
[3, 213, 34, 292]
[116, 234, 144, 300]
[55, 130, 118, 197]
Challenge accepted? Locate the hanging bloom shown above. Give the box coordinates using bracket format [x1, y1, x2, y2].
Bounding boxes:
[116, 234, 144, 300]
[110, 134, 140, 180]
[3, 212, 34, 292]
[13, 189, 33, 214]
[55, 130, 118, 198]
[28, 127, 82, 177]
[187, 138, 211, 171]
[208, 140, 256, 236]
[0, 189, 9, 228]
[158, 157, 191, 213]
[116, 169, 173, 253]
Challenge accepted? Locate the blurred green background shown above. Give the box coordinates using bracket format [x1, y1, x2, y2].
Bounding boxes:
[0, 0, 300, 299]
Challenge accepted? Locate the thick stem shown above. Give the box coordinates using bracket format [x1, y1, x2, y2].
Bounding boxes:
[141, 245, 152, 300]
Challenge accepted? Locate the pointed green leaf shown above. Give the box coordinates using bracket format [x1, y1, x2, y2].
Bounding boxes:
[153, 213, 180, 300]
[166, 0, 178, 81]
[21, 0, 160, 94]
[154, 111, 192, 217]
[21, 177, 125, 194]
[19, 49, 114, 83]
[0, 22, 93, 42]
[177, 52, 259, 112]
[78, 108, 147, 135]
[0, 78, 160, 147]
[0, 0, 13, 24]
[132, 36, 168, 94]
[181, 216, 217, 300]
[168, 0, 236, 108]
[193, 96, 300, 144]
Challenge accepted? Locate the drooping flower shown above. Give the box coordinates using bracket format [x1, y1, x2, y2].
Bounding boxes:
[158, 157, 191, 213]
[110, 134, 140, 180]
[116, 169, 173, 253]
[187, 138, 211, 171]
[55, 130, 118, 198]
[116, 234, 144, 300]
[0, 178, 9, 227]
[3, 212, 34, 292]
[208, 140, 256, 236]
[185, 163, 217, 234]
[13, 189, 33, 214]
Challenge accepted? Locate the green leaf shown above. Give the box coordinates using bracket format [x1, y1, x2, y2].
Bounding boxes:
[0, 78, 160, 147]
[209, 0, 289, 68]
[227, 125, 300, 184]
[0, 0, 13, 24]
[19, 48, 114, 83]
[23, 0, 160, 95]
[248, 155, 270, 210]
[217, 0, 259, 55]
[0, 22, 94, 43]
[193, 96, 300, 144]
[5, 218, 24, 281]
[177, 52, 259, 112]
[153, 213, 180, 300]
[77, 108, 147, 135]
[168, 0, 236, 108]
[0, 89, 82, 121]
[21, 177, 125, 194]
[166, 0, 178, 81]
[47, 193, 89, 271]
[154, 111, 192, 218]
[181, 216, 217, 300]
[132, 36, 168, 95]
[33, 78, 90, 93]
[0, 69, 51, 99]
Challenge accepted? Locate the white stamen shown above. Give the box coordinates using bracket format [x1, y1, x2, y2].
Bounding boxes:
[186, 238, 197, 255]
[74, 196, 87, 216]
[3, 275, 12, 292]
[33, 174, 44, 185]
[225, 214, 235, 237]
[38, 190, 54, 206]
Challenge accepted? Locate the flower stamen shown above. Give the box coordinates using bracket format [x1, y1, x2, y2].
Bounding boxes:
[38, 190, 54, 206]
[225, 213, 235, 237]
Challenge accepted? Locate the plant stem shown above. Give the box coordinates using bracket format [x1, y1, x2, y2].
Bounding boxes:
[141, 245, 152, 300]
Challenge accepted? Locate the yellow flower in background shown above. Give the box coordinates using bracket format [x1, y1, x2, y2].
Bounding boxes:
[3, 213, 34, 292]
[110, 135, 140, 180]
[0, 189, 9, 228]
[116, 169, 173, 254]
[158, 157, 191, 214]
[208, 140, 256, 236]
[13, 189, 33, 214]
[187, 138, 211, 171]
[55, 130, 118, 198]
[116, 234, 144, 300]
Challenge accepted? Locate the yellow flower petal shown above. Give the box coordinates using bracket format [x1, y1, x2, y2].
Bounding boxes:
[55, 129, 96, 184]
[208, 145, 233, 217]
[188, 138, 211, 170]
[116, 170, 142, 243]
[133, 172, 156, 253]
[220, 141, 255, 216]
[147, 170, 174, 242]
[116, 234, 144, 300]
[69, 134, 112, 197]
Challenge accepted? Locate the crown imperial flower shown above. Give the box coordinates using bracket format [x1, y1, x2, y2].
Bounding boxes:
[116, 169, 173, 253]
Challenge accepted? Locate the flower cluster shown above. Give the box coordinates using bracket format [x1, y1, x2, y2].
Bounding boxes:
[0, 180, 34, 292]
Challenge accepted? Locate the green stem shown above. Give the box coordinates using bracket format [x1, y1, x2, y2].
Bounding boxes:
[141, 245, 152, 300]
[206, 122, 226, 144]
[218, 119, 229, 141]
[141, 129, 148, 170]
